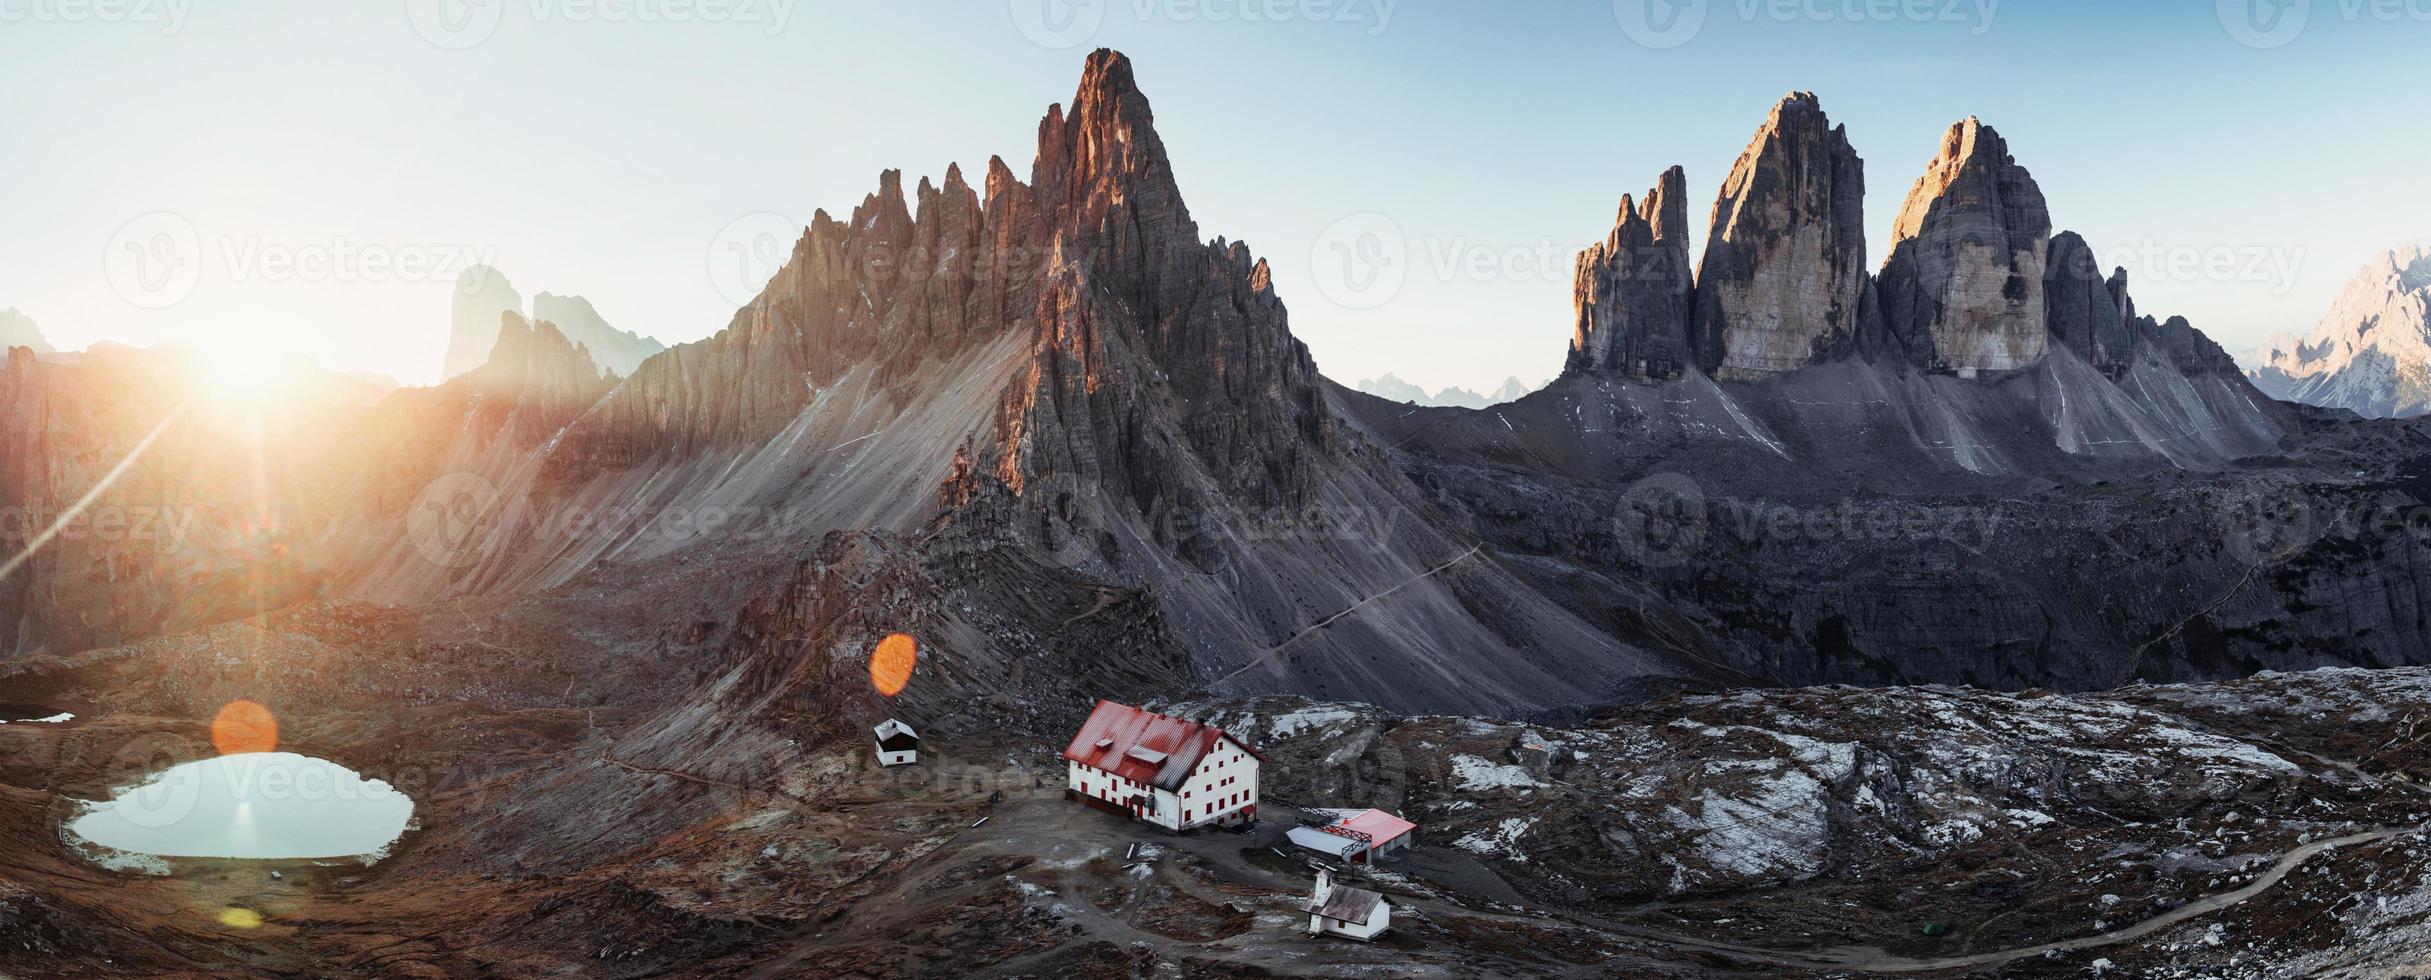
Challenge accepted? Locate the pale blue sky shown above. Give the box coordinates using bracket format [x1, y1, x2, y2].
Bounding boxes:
[3, 1, 2423, 390]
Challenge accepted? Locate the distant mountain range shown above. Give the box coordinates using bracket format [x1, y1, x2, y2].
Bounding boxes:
[5, 50, 2425, 715]
[442, 266, 666, 380]
[1352, 373, 1542, 409]
[2247, 245, 2431, 417]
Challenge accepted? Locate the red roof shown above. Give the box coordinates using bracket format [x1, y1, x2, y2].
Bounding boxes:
[1338, 808, 1417, 845]
[1061, 700, 1259, 791]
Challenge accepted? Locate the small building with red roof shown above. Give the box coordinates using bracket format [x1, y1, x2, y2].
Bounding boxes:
[1287, 808, 1418, 863]
[1062, 700, 1262, 831]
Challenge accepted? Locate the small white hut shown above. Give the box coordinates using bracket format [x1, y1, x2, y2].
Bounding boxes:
[872, 718, 919, 767]
[1304, 870, 1390, 941]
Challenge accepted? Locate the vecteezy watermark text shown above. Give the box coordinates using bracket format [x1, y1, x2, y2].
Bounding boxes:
[0, 0, 190, 34]
[1009, 0, 1398, 49]
[104, 211, 497, 310]
[1611, 473, 2003, 568]
[407, 0, 802, 50]
[2218, 0, 2431, 49]
[1615, 0, 2000, 50]
[0, 505, 201, 553]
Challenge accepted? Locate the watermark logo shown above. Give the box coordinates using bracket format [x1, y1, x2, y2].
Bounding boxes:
[2218, 0, 2311, 48]
[97, 734, 204, 829]
[2220, 0, 2431, 49]
[104, 212, 202, 310]
[405, 473, 502, 568]
[1611, 473, 1708, 568]
[2214, 483, 2322, 566]
[707, 211, 801, 308]
[1309, 212, 1408, 310]
[1613, 0, 1709, 48]
[406, 0, 504, 48]
[1010, 0, 1106, 48]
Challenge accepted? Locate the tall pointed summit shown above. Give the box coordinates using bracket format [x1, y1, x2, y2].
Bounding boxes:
[1691, 93, 1870, 379]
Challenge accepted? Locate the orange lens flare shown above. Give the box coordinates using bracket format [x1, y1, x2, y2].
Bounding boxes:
[211, 700, 278, 755]
[869, 634, 917, 698]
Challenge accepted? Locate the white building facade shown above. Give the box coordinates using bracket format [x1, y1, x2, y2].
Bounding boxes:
[1305, 870, 1390, 941]
[1063, 700, 1261, 832]
[872, 719, 918, 767]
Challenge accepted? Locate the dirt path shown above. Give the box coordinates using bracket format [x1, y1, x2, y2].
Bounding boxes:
[1782, 825, 2420, 973]
[1208, 545, 1484, 691]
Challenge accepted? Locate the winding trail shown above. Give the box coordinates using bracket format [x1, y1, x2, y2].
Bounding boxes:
[1207, 545, 1484, 690]
[1772, 825, 2419, 973]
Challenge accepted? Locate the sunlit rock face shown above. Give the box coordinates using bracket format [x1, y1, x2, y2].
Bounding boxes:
[67, 752, 414, 861]
[1692, 93, 1870, 380]
[1570, 166, 1696, 379]
[2248, 245, 2431, 417]
[1878, 118, 2052, 377]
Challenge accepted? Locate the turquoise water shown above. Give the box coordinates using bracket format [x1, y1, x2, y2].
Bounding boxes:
[68, 752, 415, 860]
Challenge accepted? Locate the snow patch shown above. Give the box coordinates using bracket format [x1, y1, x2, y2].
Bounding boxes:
[1451, 755, 1546, 791]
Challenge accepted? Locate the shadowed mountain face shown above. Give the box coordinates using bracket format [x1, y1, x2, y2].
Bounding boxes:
[2249, 245, 2431, 417]
[5, 52, 2431, 717]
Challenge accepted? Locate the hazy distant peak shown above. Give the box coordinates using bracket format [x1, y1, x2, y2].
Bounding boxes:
[1354, 373, 1544, 408]
[0, 307, 56, 355]
[2248, 244, 2431, 417]
[442, 268, 667, 382]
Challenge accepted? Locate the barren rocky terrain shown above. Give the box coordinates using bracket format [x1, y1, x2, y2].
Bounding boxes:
[11, 597, 2431, 976]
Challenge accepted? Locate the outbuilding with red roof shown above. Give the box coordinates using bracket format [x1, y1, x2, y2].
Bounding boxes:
[1287, 807, 1418, 863]
[1062, 700, 1262, 831]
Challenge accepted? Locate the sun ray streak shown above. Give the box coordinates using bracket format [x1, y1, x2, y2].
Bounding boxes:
[0, 403, 189, 585]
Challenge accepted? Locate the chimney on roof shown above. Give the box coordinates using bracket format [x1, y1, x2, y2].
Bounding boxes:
[1313, 869, 1332, 904]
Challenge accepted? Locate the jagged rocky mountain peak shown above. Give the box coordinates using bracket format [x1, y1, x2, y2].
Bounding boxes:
[1693, 90, 1869, 378]
[1572, 165, 1695, 378]
[1878, 114, 2052, 376]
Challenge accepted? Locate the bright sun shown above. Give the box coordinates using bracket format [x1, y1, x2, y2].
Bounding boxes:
[194, 347, 292, 404]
